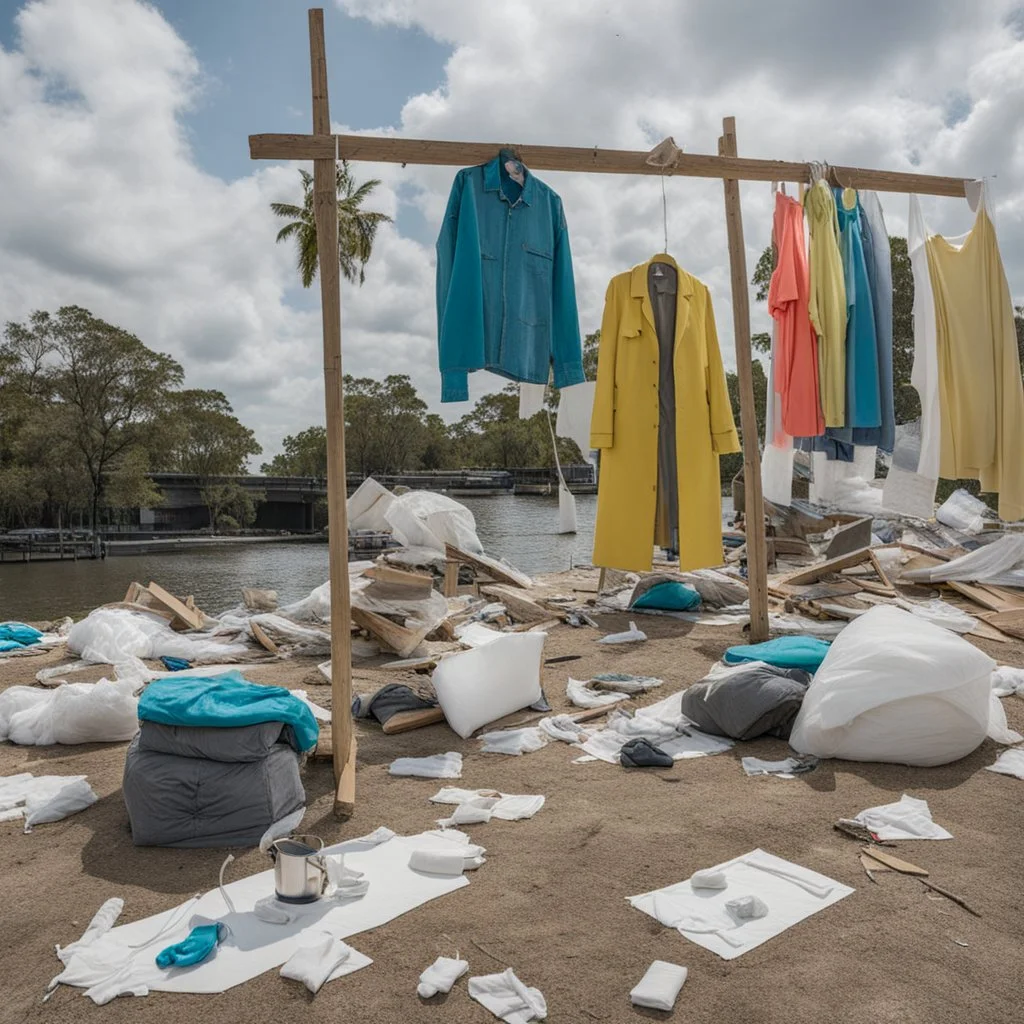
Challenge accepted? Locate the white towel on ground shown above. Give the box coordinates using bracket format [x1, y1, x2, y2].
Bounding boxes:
[852, 794, 953, 840]
[418, 955, 469, 998]
[479, 727, 548, 755]
[630, 960, 688, 1011]
[986, 747, 1024, 780]
[436, 798, 496, 827]
[468, 967, 547, 1023]
[430, 788, 545, 821]
[389, 752, 463, 779]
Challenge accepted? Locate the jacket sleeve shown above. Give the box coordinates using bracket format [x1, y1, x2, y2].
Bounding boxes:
[590, 280, 619, 449]
[550, 201, 585, 390]
[435, 172, 481, 403]
[704, 292, 741, 455]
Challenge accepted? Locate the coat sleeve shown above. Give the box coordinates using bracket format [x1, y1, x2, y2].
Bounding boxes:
[704, 291, 741, 455]
[551, 200, 585, 390]
[590, 280, 619, 449]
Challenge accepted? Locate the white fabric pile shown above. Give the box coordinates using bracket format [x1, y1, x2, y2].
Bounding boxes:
[0, 773, 98, 830]
[430, 788, 545, 825]
[389, 752, 463, 779]
[0, 678, 140, 746]
[851, 794, 953, 840]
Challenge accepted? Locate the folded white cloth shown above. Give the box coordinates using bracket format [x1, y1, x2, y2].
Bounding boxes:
[726, 895, 768, 920]
[689, 869, 727, 891]
[418, 955, 469, 998]
[279, 933, 354, 994]
[437, 798, 496, 827]
[566, 678, 630, 710]
[852, 794, 953, 840]
[389, 752, 463, 779]
[538, 715, 590, 744]
[409, 846, 484, 875]
[986, 747, 1024, 780]
[468, 967, 547, 1023]
[630, 960, 688, 1011]
[479, 727, 548, 755]
[430, 787, 545, 821]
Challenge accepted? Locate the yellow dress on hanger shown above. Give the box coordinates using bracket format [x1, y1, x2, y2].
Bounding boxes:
[804, 180, 847, 427]
[590, 254, 739, 572]
[926, 204, 1024, 521]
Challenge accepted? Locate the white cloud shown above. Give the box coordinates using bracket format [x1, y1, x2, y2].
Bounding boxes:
[1, 0, 1023, 464]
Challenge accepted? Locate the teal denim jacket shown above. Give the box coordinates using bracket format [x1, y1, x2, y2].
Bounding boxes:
[435, 152, 584, 402]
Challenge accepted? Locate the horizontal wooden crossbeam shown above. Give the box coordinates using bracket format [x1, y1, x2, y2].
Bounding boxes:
[249, 132, 968, 197]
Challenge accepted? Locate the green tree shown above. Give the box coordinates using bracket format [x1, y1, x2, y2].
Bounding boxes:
[719, 361, 768, 490]
[343, 374, 428, 476]
[890, 236, 918, 425]
[271, 164, 392, 288]
[5, 307, 183, 531]
[262, 426, 328, 477]
[750, 244, 775, 354]
[582, 329, 600, 380]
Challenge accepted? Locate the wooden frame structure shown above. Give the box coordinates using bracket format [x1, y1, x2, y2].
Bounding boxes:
[252, 8, 970, 816]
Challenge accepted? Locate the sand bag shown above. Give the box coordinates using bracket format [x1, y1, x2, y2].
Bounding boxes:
[789, 605, 994, 766]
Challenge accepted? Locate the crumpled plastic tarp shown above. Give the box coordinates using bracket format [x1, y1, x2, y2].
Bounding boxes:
[0, 772, 99, 830]
[0, 677, 140, 746]
[902, 534, 1024, 587]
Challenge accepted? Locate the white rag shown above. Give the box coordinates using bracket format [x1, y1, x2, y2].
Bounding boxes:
[279, 933, 359, 994]
[409, 847, 484, 875]
[56, 897, 124, 965]
[538, 715, 590, 744]
[630, 960, 688, 1012]
[430, 787, 545, 821]
[436, 798, 496, 827]
[389, 752, 463, 779]
[992, 665, 1024, 697]
[566, 678, 630, 710]
[468, 967, 547, 1023]
[479, 727, 548, 755]
[853, 794, 953, 840]
[418, 955, 469, 998]
[0, 772, 98, 829]
[985, 747, 1024, 780]
[597, 621, 646, 645]
[324, 853, 370, 898]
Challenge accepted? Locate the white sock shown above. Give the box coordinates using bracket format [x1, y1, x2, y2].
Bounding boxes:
[417, 956, 469, 998]
[280, 933, 352, 994]
[630, 960, 688, 1012]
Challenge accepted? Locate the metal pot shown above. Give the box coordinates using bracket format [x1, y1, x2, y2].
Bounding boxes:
[268, 834, 327, 904]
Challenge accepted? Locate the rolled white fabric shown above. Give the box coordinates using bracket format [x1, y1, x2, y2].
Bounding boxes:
[280, 933, 352, 994]
[408, 848, 467, 876]
[417, 956, 469, 998]
[630, 960, 688, 1012]
[689, 869, 727, 890]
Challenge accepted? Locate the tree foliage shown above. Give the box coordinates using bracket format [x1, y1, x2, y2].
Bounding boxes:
[271, 164, 392, 288]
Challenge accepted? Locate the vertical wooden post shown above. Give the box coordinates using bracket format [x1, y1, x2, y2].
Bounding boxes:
[719, 117, 769, 642]
[309, 8, 356, 817]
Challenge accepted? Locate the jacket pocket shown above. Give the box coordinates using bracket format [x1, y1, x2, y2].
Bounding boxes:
[523, 244, 553, 277]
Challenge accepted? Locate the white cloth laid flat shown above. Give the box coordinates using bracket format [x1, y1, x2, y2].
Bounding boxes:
[468, 967, 547, 1023]
[741, 757, 812, 779]
[566, 678, 630, 710]
[985, 747, 1024, 780]
[629, 848, 853, 960]
[852, 794, 953, 841]
[430, 787, 545, 821]
[578, 694, 733, 765]
[630, 960, 688, 1012]
[555, 381, 595, 458]
[389, 752, 463, 779]
[279, 933, 370, 993]
[478, 727, 548, 755]
[418, 955, 469, 998]
[49, 828, 465, 997]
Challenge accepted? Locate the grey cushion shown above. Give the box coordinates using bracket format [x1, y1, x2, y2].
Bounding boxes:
[679, 664, 812, 741]
[123, 735, 305, 848]
[137, 719, 300, 762]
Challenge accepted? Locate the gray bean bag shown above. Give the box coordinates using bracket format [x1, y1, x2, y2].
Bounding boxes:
[679, 663, 812, 741]
[123, 723, 305, 848]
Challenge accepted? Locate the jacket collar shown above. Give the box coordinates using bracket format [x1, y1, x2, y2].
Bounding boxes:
[630, 254, 694, 347]
[483, 151, 535, 206]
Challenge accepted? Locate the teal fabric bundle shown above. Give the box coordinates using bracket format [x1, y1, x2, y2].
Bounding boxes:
[723, 636, 831, 673]
[630, 581, 701, 612]
[0, 622, 44, 651]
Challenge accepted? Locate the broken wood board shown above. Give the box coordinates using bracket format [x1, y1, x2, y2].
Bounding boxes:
[145, 581, 204, 630]
[776, 547, 872, 587]
[362, 565, 434, 601]
[311, 722, 333, 760]
[771, 536, 815, 557]
[978, 608, 1024, 640]
[825, 517, 873, 559]
[861, 848, 928, 876]
[381, 707, 446, 735]
[947, 580, 1017, 613]
[250, 620, 279, 654]
[479, 584, 552, 623]
[445, 544, 532, 589]
[781, 580, 863, 602]
[351, 605, 433, 658]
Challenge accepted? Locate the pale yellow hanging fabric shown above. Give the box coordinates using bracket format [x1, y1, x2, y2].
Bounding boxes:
[804, 180, 847, 427]
[926, 205, 1024, 521]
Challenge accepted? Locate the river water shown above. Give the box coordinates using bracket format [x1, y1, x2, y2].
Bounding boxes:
[3, 494, 736, 621]
[1, 494, 602, 621]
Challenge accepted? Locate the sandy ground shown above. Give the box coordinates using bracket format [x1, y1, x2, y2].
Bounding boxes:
[1, 607, 1023, 1024]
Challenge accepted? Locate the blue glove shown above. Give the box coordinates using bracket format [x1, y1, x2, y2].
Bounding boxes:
[155, 922, 225, 969]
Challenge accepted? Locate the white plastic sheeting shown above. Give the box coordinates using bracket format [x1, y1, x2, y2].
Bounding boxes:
[789, 605, 995, 766]
[432, 633, 545, 739]
[0, 773, 98, 829]
[68, 609, 250, 665]
[0, 678, 139, 746]
[935, 489, 991, 534]
[385, 491, 483, 555]
[902, 535, 1024, 588]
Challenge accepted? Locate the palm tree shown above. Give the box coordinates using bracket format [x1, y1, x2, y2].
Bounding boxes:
[271, 163, 392, 287]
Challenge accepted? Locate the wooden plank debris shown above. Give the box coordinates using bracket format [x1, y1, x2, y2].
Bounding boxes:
[825, 517, 873, 559]
[479, 584, 552, 623]
[382, 707, 446, 735]
[250, 620, 279, 654]
[145, 581, 204, 630]
[776, 547, 873, 587]
[351, 605, 433, 658]
[445, 544, 532, 589]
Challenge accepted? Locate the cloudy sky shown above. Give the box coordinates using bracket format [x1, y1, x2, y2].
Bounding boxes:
[1, 0, 1022, 462]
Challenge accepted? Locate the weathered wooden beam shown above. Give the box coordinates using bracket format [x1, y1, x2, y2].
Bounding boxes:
[249, 133, 968, 197]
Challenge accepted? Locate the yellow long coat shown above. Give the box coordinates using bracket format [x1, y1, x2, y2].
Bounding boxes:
[590, 256, 740, 572]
